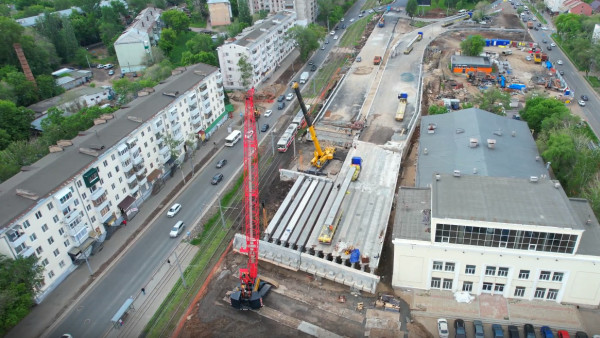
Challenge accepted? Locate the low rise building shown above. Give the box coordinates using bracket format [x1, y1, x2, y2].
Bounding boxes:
[15, 7, 82, 27]
[451, 55, 493, 74]
[561, 0, 593, 15]
[115, 7, 163, 74]
[246, 0, 316, 22]
[0, 63, 225, 303]
[217, 10, 296, 89]
[392, 174, 600, 307]
[207, 0, 232, 26]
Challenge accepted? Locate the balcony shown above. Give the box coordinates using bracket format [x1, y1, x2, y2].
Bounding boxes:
[90, 188, 107, 205]
[137, 176, 147, 187]
[6, 228, 26, 248]
[155, 132, 164, 141]
[173, 132, 184, 143]
[202, 95, 210, 107]
[199, 85, 209, 96]
[133, 154, 143, 166]
[63, 209, 83, 226]
[129, 182, 139, 195]
[189, 103, 198, 112]
[16, 244, 34, 258]
[217, 82, 223, 89]
[159, 152, 170, 165]
[168, 109, 178, 123]
[67, 222, 87, 238]
[159, 144, 169, 156]
[135, 167, 147, 178]
[192, 113, 201, 124]
[216, 75, 222, 84]
[122, 159, 133, 172]
[126, 172, 136, 184]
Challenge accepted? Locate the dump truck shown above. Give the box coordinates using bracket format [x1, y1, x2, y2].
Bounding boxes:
[373, 56, 382, 65]
[351, 157, 362, 181]
[299, 71, 309, 84]
[396, 93, 408, 121]
[534, 52, 541, 64]
[417, 32, 423, 40]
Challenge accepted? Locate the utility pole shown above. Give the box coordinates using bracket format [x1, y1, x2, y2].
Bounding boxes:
[173, 250, 187, 288]
[293, 134, 296, 158]
[218, 194, 226, 228]
[270, 129, 275, 156]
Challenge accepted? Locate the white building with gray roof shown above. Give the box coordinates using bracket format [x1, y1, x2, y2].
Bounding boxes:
[392, 174, 600, 306]
[114, 7, 163, 74]
[417, 108, 549, 187]
[217, 10, 296, 89]
[0, 64, 225, 303]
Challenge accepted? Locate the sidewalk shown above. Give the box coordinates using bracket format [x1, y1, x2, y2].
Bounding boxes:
[8, 110, 243, 338]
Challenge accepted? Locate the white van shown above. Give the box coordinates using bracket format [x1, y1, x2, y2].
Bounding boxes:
[458, 9, 466, 13]
[169, 221, 185, 238]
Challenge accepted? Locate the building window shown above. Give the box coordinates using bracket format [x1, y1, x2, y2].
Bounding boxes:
[119, 177, 123, 183]
[514, 287, 525, 297]
[36, 246, 43, 255]
[432, 261, 443, 270]
[445, 262, 455, 272]
[122, 188, 126, 194]
[539, 271, 551, 281]
[482, 282, 493, 292]
[47, 202, 54, 210]
[107, 172, 112, 178]
[111, 154, 116, 161]
[552, 272, 564, 282]
[82, 193, 87, 200]
[498, 267, 509, 277]
[462, 281, 473, 292]
[41, 258, 49, 266]
[115, 166, 119, 173]
[494, 284, 505, 292]
[465, 265, 476, 275]
[47, 237, 54, 245]
[53, 249, 60, 257]
[111, 183, 116, 190]
[23, 220, 30, 229]
[442, 279, 453, 290]
[29, 233, 37, 242]
[87, 205, 91, 211]
[41, 224, 49, 232]
[77, 180, 83, 188]
[35, 211, 42, 219]
[547, 289, 558, 300]
[64, 240, 70, 247]
[59, 260, 66, 268]
[431, 277, 441, 289]
[534, 288, 546, 299]
[518, 270, 530, 279]
[90, 216, 96, 223]
[48, 270, 55, 279]
[103, 160, 108, 167]
[485, 266, 496, 276]
[58, 228, 64, 236]
[74, 199, 79, 206]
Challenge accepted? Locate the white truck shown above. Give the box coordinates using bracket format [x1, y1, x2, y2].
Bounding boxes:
[299, 71, 309, 84]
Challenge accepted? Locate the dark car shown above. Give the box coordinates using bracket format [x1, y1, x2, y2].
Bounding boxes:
[341, 24, 346, 29]
[581, 95, 589, 101]
[216, 159, 227, 168]
[260, 124, 270, 132]
[559, 70, 564, 75]
[508, 325, 520, 338]
[547, 46, 552, 50]
[575, 332, 589, 338]
[211, 173, 224, 185]
[278, 101, 285, 110]
[524, 324, 536, 338]
[310, 64, 317, 71]
[492, 324, 505, 338]
[542, 39, 547, 44]
[454, 319, 466, 338]
[473, 320, 485, 338]
[277, 95, 285, 102]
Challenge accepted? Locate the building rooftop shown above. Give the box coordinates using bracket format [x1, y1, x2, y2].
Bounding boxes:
[0, 64, 218, 229]
[432, 174, 583, 230]
[28, 86, 107, 114]
[207, 0, 230, 3]
[417, 108, 548, 187]
[115, 7, 162, 45]
[451, 55, 491, 66]
[569, 198, 600, 256]
[231, 11, 294, 48]
[392, 187, 432, 241]
[16, 7, 81, 27]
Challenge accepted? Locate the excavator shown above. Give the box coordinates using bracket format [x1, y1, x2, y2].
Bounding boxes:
[291, 82, 335, 169]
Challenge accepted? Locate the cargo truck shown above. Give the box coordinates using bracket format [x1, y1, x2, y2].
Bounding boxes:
[299, 71, 309, 84]
[396, 93, 408, 121]
[373, 56, 382, 65]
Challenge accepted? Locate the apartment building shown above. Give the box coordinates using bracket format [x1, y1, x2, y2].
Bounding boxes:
[0, 64, 225, 303]
[207, 0, 232, 26]
[115, 7, 163, 74]
[217, 10, 297, 89]
[246, 0, 316, 22]
[392, 174, 600, 307]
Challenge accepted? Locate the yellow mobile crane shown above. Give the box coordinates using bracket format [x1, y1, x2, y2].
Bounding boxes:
[292, 82, 335, 169]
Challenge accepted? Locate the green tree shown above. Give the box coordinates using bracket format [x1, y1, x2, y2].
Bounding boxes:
[286, 24, 324, 61]
[406, 0, 418, 18]
[161, 9, 191, 33]
[227, 21, 247, 38]
[428, 104, 448, 115]
[0, 254, 44, 334]
[472, 88, 510, 115]
[237, 55, 252, 88]
[36, 74, 64, 100]
[542, 132, 576, 179]
[4, 72, 38, 106]
[0, 129, 11, 150]
[317, 0, 335, 27]
[70, 12, 100, 45]
[158, 28, 177, 54]
[0, 17, 25, 67]
[237, 0, 252, 27]
[185, 33, 214, 54]
[0, 100, 35, 142]
[230, 0, 239, 17]
[520, 97, 570, 133]
[460, 35, 485, 56]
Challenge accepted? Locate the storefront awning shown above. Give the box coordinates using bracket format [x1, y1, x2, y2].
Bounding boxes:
[67, 237, 96, 257]
[147, 168, 162, 183]
[117, 195, 135, 210]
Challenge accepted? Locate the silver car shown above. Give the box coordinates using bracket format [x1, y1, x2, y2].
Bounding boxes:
[167, 203, 182, 217]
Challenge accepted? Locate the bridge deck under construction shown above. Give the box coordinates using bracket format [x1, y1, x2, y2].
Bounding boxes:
[234, 141, 402, 293]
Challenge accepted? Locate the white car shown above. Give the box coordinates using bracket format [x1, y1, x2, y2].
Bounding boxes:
[96, 64, 104, 69]
[526, 55, 532, 61]
[557, 60, 563, 65]
[169, 221, 185, 238]
[103, 64, 114, 69]
[542, 26, 548, 30]
[340, 18, 345, 22]
[350, 18, 355, 23]
[550, 42, 556, 47]
[264, 109, 273, 117]
[579, 100, 586, 107]
[437, 318, 449, 338]
[333, 35, 338, 40]
[286, 93, 294, 101]
[167, 203, 182, 217]
[330, 30, 335, 35]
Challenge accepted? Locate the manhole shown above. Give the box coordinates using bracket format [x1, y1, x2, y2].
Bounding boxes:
[400, 72, 415, 82]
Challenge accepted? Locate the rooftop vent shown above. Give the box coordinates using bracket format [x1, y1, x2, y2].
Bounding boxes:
[487, 139, 496, 149]
[453, 170, 461, 177]
[427, 123, 436, 134]
[554, 182, 561, 189]
[16, 189, 39, 200]
[435, 174, 441, 181]
[423, 148, 428, 155]
[469, 138, 478, 148]
[456, 128, 465, 134]
[530, 176, 539, 183]
[163, 91, 180, 98]
[473, 167, 478, 174]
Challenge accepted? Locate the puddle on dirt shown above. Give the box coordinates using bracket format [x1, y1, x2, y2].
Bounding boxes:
[400, 72, 415, 82]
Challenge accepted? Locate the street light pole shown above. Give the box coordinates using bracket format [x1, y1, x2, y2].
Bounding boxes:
[217, 194, 226, 228]
[173, 250, 187, 288]
[77, 236, 93, 276]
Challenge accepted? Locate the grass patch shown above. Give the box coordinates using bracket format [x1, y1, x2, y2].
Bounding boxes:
[339, 15, 374, 48]
[169, 31, 196, 65]
[580, 121, 599, 143]
[585, 76, 600, 88]
[189, 20, 207, 28]
[361, 0, 379, 11]
[411, 21, 430, 28]
[303, 55, 348, 99]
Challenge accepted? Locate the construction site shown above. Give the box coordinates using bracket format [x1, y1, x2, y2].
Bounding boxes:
[178, 9, 574, 337]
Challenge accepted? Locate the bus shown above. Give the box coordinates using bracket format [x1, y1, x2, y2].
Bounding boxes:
[224, 130, 241, 147]
[277, 131, 295, 152]
[292, 105, 310, 130]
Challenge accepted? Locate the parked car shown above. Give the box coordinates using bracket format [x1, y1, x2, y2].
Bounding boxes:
[508, 325, 520, 338]
[438, 319, 449, 338]
[310, 64, 317, 71]
[104, 64, 114, 69]
[454, 319, 466, 338]
[333, 35, 338, 40]
[321, 45, 325, 50]
[108, 70, 115, 75]
[277, 101, 285, 110]
[492, 324, 505, 338]
[356, 56, 362, 62]
[308, 60, 314, 65]
[526, 55, 532, 61]
[350, 18, 355, 22]
[559, 70, 564, 75]
[542, 39, 547, 44]
[277, 95, 285, 102]
[340, 18, 345, 22]
[286, 93, 294, 101]
[524, 324, 536, 338]
[473, 320, 485, 338]
[542, 26, 548, 30]
[216, 159, 227, 168]
[264, 109, 273, 117]
[211, 173, 224, 185]
[551, 42, 556, 47]
[167, 203, 182, 217]
[169, 221, 185, 238]
[557, 60, 564, 65]
[260, 124, 270, 132]
[575, 332, 589, 338]
[96, 64, 104, 69]
[341, 24, 346, 29]
[330, 30, 335, 35]
[557, 331, 571, 338]
[578, 100, 586, 107]
[581, 95, 589, 101]
[325, 39, 329, 44]
[541, 326, 554, 338]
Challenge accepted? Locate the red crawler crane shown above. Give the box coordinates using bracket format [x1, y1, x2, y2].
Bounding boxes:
[230, 88, 272, 310]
